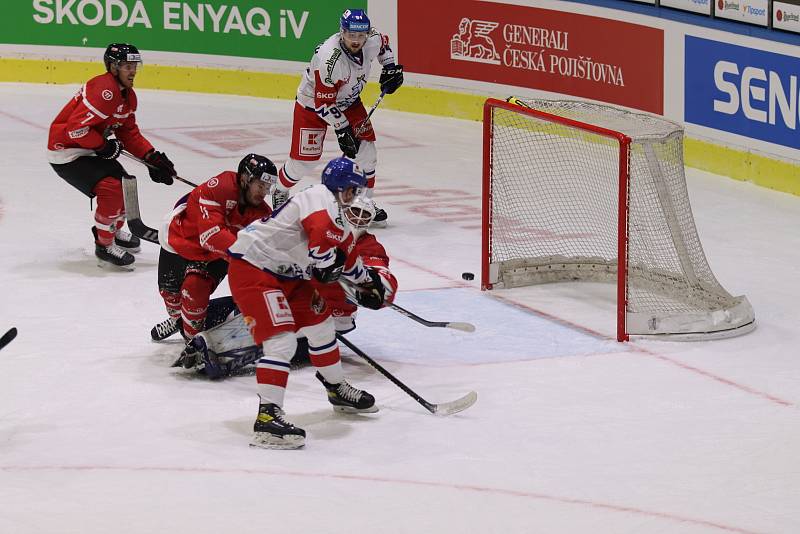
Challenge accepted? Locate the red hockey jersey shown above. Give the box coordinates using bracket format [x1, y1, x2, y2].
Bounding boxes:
[316, 231, 398, 319]
[163, 171, 271, 262]
[47, 72, 153, 164]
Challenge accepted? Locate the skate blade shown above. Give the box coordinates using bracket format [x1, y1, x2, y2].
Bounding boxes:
[96, 259, 135, 271]
[250, 433, 305, 450]
[332, 404, 379, 414]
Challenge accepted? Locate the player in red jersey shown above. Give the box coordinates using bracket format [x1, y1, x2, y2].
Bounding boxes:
[48, 43, 176, 270]
[174, 195, 397, 377]
[151, 154, 276, 342]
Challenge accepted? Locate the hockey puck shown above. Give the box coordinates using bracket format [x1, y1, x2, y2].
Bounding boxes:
[461, 272, 475, 281]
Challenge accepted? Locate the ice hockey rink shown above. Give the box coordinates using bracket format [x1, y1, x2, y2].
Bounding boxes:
[1, 82, 799, 534]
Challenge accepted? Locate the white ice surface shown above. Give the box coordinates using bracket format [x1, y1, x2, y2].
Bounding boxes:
[1, 83, 799, 534]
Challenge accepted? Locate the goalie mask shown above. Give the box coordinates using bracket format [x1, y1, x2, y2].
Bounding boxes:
[344, 194, 376, 236]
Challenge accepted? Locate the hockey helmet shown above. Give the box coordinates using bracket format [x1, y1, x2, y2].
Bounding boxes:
[340, 9, 370, 33]
[238, 153, 278, 185]
[322, 157, 367, 195]
[104, 43, 142, 71]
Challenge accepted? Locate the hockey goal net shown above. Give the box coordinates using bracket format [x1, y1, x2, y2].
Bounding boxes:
[482, 97, 755, 341]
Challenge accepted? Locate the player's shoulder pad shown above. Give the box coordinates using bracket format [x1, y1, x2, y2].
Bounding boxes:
[85, 73, 122, 108]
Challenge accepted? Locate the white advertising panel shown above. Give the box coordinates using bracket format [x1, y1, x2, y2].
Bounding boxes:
[715, 0, 769, 26]
[773, 1, 800, 33]
[660, 0, 712, 15]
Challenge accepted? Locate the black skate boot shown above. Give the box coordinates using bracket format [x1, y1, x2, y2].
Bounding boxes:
[151, 316, 181, 341]
[251, 402, 306, 449]
[92, 228, 135, 270]
[114, 228, 141, 252]
[371, 204, 387, 228]
[316, 372, 378, 413]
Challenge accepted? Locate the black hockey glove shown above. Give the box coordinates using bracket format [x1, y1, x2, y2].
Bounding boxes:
[379, 64, 404, 95]
[335, 125, 360, 159]
[145, 150, 175, 185]
[312, 248, 347, 284]
[95, 139, 123, 160]
[355, 269, 386, 310]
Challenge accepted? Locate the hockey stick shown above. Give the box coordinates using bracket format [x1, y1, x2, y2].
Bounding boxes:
[336, 334, 477, 416]
[338, 279, 475, 333]
[121, 175, 160, 244]
[389, 303, 476, 333]
[0, 327, 17, 351]
[121, 151, 198, 187]
[353, 89, 386, 137]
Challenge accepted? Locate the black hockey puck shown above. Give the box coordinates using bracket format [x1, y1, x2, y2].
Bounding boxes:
[461, 272, 475, 281]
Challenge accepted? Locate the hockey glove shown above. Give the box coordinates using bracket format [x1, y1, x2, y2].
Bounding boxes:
[145, 150, 176, 185]
[354, 269, 386, 310]
[95, 139, 123, 160]
[379, 64, 404, 95]
[335, 126, 360, 159]
[312, 248, 347, 283]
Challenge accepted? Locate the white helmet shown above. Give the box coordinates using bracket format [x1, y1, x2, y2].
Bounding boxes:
[344, 194, 376, 234]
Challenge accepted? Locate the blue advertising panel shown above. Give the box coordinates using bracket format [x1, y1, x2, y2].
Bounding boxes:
[685, 36, 800, 150]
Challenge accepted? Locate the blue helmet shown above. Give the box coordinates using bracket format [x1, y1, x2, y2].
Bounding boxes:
[322, 157, 367, 193]
[340, 9, 370, 32]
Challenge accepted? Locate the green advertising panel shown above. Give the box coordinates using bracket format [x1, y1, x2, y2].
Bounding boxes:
[1, 1, 366, 62]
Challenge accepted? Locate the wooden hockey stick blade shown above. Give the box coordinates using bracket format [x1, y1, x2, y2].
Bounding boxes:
[121, 176, 159, 244]
[0, 327, 18, 351]
[445, 322, 476, 333]
[336, 334, 477, 416]
[389, 303, 476, 333]
[433, 390, 478, 416]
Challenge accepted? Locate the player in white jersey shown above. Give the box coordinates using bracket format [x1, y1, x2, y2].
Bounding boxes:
[227, 157, 378, 449]
[272, 8, 404, 228]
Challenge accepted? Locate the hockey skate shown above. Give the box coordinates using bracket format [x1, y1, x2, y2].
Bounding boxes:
[92, 228, 135, 270]
[316, 372, 378, 413]
[151, 316, 181, 341]
[370, 204, 388, 228]
[114, 228, 141, 252]
[251, 402, 306, 449]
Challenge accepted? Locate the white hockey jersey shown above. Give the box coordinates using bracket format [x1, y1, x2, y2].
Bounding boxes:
[296, 30, 396, 129]
[228, 184, 368, 283]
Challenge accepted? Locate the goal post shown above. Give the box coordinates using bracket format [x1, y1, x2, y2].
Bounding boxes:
[482, 97, 755, 341]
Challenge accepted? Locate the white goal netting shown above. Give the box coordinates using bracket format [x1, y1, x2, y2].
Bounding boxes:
[485, 98, 754, 339]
